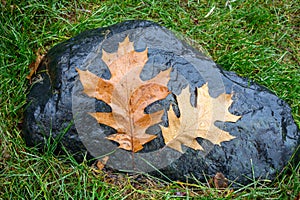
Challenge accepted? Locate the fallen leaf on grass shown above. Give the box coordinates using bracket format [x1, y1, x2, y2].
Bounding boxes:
[0, 141, 10, 163]
[96, 156, 109, 170]
[26, 48, 44, 82]
[209, 172, 229, 189]
[91, 156, 109, 174]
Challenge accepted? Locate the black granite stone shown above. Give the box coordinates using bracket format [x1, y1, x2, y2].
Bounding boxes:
[23, 20, 299, 186]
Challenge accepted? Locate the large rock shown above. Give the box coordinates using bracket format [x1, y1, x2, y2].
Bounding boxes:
[23, 20, 299, 185]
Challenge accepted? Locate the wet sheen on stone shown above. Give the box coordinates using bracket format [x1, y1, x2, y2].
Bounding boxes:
[23, 20, 299, 186]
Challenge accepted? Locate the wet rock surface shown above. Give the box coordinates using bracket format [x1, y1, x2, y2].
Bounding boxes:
[23, 20, 299, 185]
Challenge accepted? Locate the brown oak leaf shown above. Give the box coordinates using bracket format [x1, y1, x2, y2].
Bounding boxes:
[26, 48, 44, 82]
[96, 156, 109, 171]
[161, 83, 241, 153]
[209, 172, 229, 189]
[77, 36, 171, 152]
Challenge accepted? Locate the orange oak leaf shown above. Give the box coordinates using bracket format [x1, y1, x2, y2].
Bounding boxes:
[161, 83, 241, 153]
[77, 36, 171, 152]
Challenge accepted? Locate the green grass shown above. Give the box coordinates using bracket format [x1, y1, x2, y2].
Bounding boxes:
[1, 0, 299, 199]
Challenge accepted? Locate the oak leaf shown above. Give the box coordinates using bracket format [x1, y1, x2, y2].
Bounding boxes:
[96, 156, 109, 171]
[26, 48, 44, 82]
[209, 172, 229, 189]
[161, 83, 241, 153]
[91, 156, 109, 174]
[77, 36, 171, 152]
